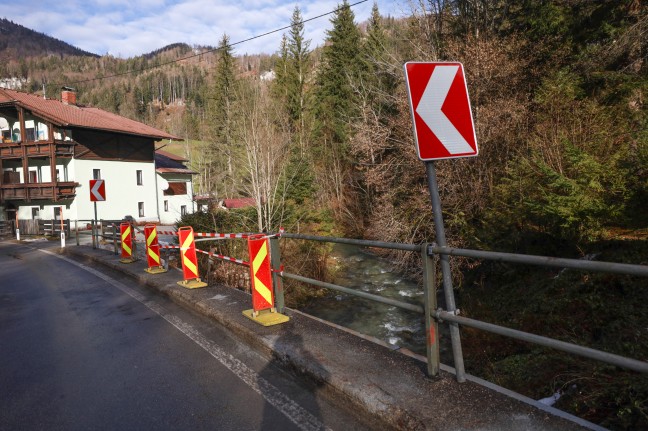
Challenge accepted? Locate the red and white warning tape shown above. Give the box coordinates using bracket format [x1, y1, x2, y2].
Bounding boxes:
[195, 232, 250, 239]
[196, 249, 249, 267]
[112, 226, 284, 242]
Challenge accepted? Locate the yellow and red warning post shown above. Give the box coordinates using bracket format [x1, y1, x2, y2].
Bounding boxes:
[242, 235, 289, 326]
[144, 224, 167, 274]
[177, 226, 207, 289]
[119, 222, 136, 264]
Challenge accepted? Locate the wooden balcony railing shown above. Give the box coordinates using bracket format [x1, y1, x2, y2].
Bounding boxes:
[0, 140, 75, 159]
[0, 182, 78, 201]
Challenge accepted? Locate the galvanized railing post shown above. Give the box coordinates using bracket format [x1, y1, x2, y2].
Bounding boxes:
[270, 236, 285, 314]
[422, 243, 440, 377]
[426, 161, 466, 383]
[207, 246, 215, 286]
[113, 224, 118, 255]
[92, 219, 96, 249]
[131, 221, 137, 260]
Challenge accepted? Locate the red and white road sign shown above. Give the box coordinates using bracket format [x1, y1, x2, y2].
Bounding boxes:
[403, 62, 478, 161]
[89, 179, 106, 201]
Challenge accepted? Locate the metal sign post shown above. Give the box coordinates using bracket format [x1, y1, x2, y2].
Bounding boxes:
[404, 61, 479, 383]
[93, 201, 98, 248]
[89, 179, 106, 249]
[426, 162, 466, 383]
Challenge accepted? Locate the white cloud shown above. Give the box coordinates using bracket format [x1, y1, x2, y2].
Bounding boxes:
[4, 0, 407, 57]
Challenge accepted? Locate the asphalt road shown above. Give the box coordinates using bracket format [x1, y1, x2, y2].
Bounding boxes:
[0, 241, 371, 431]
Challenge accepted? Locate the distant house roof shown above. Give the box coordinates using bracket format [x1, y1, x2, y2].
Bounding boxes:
[155, 150, 196, 175]
[155, 149, 188, 162]
[194, 194, 215, 202]
[157, 167, 197, 174]
[223, 198, 256, 209]
[0, 88, 180, 141]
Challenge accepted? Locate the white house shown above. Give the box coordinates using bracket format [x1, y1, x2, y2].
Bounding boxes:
[0, 87, 193, 224]
[155, 149, 196, 225]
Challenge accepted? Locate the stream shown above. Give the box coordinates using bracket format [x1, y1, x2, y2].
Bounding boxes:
[301, 243, 428, 355]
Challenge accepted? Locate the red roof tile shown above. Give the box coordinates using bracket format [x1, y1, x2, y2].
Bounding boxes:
[0, 88, 180, 141]
[223, 198, 256, 209]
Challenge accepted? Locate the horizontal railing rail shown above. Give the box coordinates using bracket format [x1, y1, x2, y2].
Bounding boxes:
[281, 232, 648, 381]
[429, 245, 648, 277]
[281, 272, 424, 314]
[435, 311, 648, 374]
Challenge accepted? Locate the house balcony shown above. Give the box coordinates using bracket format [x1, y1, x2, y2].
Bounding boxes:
[0, 182, 79, 202]
[0, 140, 75, 159]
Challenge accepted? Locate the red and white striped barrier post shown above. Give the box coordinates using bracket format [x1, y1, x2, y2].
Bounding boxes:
[177, 226, 207, 289]
[144, 224, 167, 274]
[242, 234, 289, 326]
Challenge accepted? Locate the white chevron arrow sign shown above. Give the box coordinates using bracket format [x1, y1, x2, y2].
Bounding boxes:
[90, 179, 106, 201]
[404, 62, 478, 161]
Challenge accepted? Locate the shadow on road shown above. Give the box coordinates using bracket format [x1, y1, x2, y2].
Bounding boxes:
[259, 322, 330, 430]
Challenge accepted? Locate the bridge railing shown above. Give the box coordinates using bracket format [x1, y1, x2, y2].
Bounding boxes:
[70, 222, 648, 382]
[278, 232, 648, 382]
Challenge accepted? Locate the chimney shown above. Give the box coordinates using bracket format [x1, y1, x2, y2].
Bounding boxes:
[61, 89, 76, 105]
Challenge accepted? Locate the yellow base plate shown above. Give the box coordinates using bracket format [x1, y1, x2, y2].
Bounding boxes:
[145, 266, 168, 274]
[120, 258, 136, 264]
[177, 279, 208, 289]
[242, 309, 290, 327]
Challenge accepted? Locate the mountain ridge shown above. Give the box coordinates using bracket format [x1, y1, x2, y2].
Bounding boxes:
[0, 18, 99, 60]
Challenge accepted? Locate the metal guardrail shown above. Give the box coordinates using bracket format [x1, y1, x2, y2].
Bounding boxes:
[428, 245, 648, 277]
[71, 223, 648, 380]
[279, 232, 648, 380]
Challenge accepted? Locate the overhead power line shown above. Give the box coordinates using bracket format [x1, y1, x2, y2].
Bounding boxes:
[57, 0, 369, 87]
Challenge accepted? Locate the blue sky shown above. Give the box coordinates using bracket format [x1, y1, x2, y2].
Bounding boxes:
[3, 0, 408, 58]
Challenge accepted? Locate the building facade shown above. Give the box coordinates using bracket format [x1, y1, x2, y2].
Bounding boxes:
[0, 88, 191, 224]
[155, 150, 196, 225]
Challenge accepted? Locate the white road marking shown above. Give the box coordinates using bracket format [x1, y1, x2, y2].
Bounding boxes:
[39, 249, 331, 431]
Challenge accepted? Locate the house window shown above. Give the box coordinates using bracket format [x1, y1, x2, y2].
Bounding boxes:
[29, 170, 38, 183]
[54, 207, 61, 220]
[138, 202, 145, 217]
[181, 205, 187, 216]
[164, 200, 168, 212]
[31, 208, 39, 220]
[163, 182, 187, 196]
[136, 170, 143, 185]
[93, 169, 101, 180]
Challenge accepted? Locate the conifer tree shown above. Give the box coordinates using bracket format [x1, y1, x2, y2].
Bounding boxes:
[310, 0, 364, 222]
[361, 2, 396, 108]
[272, 34, 289, 102]
[209, 34, 238, 197]
[365, 2, 386, 67]
[313, 0, 363, 154]
[286, 6, 311, 152]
